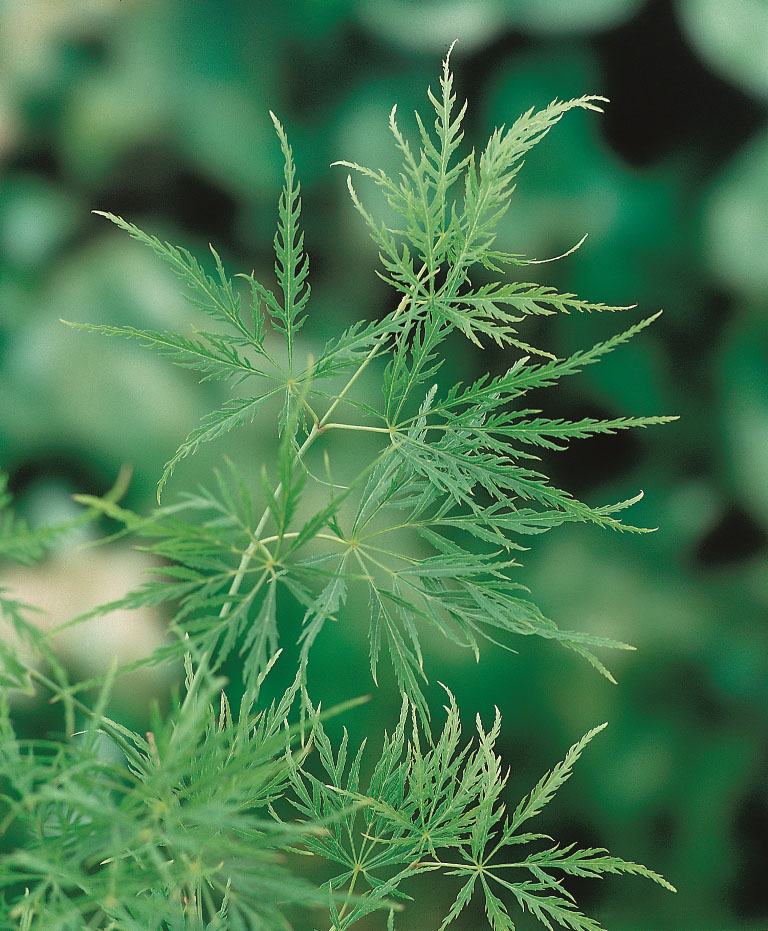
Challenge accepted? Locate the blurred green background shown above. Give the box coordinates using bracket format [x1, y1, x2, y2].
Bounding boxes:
[1, 0, 767, 928]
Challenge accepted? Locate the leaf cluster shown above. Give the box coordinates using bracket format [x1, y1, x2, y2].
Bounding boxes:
[0, 46, 676, 930]
[287, 691, 674, 931]
[0, 651, 329, 931]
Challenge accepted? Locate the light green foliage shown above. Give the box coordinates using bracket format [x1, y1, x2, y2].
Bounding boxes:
[0, 50, 674, 929]
[287, 691, 673, 931]
[0, 650, 334, 930]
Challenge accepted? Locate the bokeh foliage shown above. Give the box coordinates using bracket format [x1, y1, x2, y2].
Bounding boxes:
[1, 1, 766, 927]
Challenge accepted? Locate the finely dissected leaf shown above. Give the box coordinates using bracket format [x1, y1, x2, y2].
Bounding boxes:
[398, 312, 665, 425]
[78, 215, 288, 500]
[62, 321, 275, 383]
[73, 67, 672, 688]
[92, 213, 264, 346]
[292, 696, 672, 931]
[508, 725, 608, 835]
[0, 659, 330, 930]
[438, 873, 478, 931]
[457, 96, 607, 273]
[298, 552, 350, 658]
[158, 390, 281, 500]
[267, 111, 310, 372]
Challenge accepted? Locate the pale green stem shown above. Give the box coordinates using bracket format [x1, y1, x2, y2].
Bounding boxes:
[258, 531, 343, 547]
[333, 861, 362, 927]
[416, 859, 476, 873]
[323, 423, 391, 434]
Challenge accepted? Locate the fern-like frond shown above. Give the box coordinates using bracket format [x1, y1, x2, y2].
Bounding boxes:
[0, 658, 331, 929]
[62, 321, 276, 383]
[81, 214, 291, 498]
[93, 212, 268, 352]
[158, 390, 282, 500]
[269, 112, 310, 373]
[457, 96, 606, 272]
[292, 695, 673, 931]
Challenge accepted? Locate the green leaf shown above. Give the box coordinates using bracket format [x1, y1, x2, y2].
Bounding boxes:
[269, 112, 311, 372]
[93, 212, 266, 350]
[158, 391, 281, 500]
[62, 321, 275, 383]
[508, 724, 607, 835]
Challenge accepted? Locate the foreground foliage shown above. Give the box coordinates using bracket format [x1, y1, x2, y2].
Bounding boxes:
[0, 48, 674, 929]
